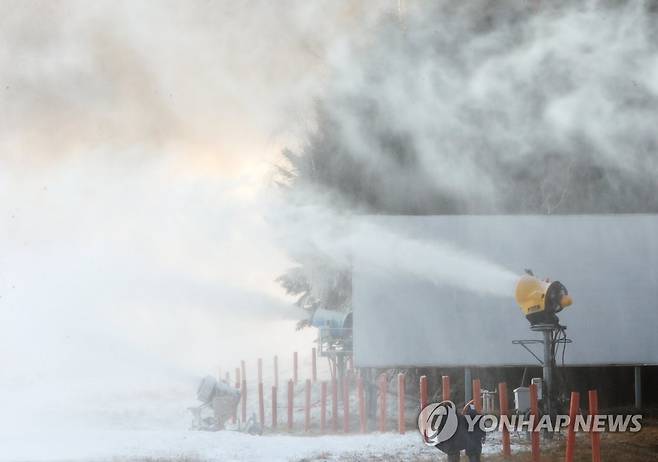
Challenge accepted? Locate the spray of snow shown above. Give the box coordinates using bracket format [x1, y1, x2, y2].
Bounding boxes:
[349, 221, 518, 297]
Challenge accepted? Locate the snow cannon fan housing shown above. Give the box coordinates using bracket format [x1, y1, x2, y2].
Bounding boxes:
[515, 275, 573, 326]
[311, 308, 352, 338]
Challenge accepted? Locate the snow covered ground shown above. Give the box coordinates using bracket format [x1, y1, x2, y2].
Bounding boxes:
[0, 429, 525, 462]
[0, 430, 418, 462]
[1, 323, 527, 462]
[1, 375, 528, 462]
[1, 357, 531, 462]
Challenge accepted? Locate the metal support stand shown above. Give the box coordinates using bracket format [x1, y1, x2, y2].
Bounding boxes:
[336, 355, 346, 401]
[513, 323, 571, 418]
[541, 328, 554, 417]
[316, 326, 352, 402]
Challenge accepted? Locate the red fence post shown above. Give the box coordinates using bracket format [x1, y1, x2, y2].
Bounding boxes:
[271, 385, 277, 430]
[473, 378, 482, 413]
[332, 377, 338, 432]
[258, 382, 265, 427]
[343, 374, 350, 433]
[565, 391, 580, 462]
[287, 379, 294, 431]
[241, 379, 247, 423]
[442, 375, 451, 402]
[379, 374, 387, 432]
[589, 390, 601, 462]
[320, 381, 327, 433]
[529, 383, 540, 462]
[304, 379, 311, 432]
[312, 348, 317, 383]
[293, 352, 298, 384]
[420, 375, 428, 411]
[398, 372, 406, 434]
[498, 382, 511, 458]
[257, 358, 263, 383]
[358, 375, 366, 432]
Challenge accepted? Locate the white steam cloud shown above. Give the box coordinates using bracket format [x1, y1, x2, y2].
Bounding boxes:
[314, 0, 658, 212]
[0, 0, 396, 435]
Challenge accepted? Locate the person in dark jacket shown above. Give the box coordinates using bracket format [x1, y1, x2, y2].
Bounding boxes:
[435, 404, 485, 462]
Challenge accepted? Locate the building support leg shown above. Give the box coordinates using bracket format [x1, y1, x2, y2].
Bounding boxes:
[464, 367, 472, 405]
[634, 366, 642, 410]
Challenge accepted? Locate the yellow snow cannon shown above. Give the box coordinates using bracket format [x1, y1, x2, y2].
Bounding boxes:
[515, 273, 572, 326]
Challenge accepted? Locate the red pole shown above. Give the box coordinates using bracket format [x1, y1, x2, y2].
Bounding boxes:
[498, 382, 511, 458]
[343, 374, 350, 433]
[271, 385, 277, 430]
[331, 377, 338, 432]
[241, 379, 247, 423]
[312, 348, 317, 383]
[258, 382, 265, 427]
[529, 383, 540, 462]
[419, 375, 428, 411]
[589, 390, 601, 462]
[473, 378, 482, 413]
[287, 379, 294, 431]
[442, 375, 450, 402]
[565, 391, 580, 462]
[304, 379, 311, 432]
[274, 355, 279, 389]
[241, 360, 246, 384]
[398, 372, 405, 434]
[320, 381, 327, 433]
[293, 352, 298, 384]
[358, 375, 366, 432]
[257, 358, 263, 384]
[379, 374, 387, 432]
[235, 367, 240, 388]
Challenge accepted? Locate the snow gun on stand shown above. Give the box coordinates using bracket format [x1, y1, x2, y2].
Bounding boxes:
[513, 270, 574, 418]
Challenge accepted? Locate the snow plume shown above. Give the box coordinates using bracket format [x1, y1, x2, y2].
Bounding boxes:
[0, 159, 315, 432]
[349, 221, 518, 297]
[275, 207, 517, 299]
[0, 0, 398, 434]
